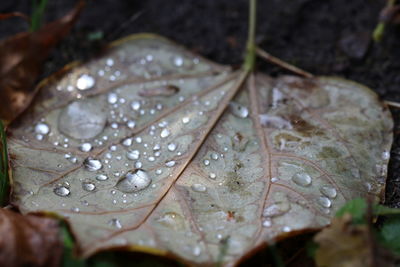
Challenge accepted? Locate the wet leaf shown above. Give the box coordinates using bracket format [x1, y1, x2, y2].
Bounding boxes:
[0, 0, 84, 123]
[0, 208, 62, 266]
[7, 34, 393, 266]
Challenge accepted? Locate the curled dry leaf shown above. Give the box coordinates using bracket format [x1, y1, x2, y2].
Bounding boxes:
[0, 0, 84, 123]
[0, 208, 62, 267]
[7, 34, 393, 266]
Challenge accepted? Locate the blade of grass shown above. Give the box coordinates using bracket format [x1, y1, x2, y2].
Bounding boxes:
[30, 0, 49, 32]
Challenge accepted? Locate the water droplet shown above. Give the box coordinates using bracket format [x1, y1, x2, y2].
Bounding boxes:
[320, 185, 337, 199]
[127, 120, 136, 129]
[58, 101, 107, 139]
[122, 138, 132, 147]
[292, 172, 312, 187]
[211, 153, 219, 160]
[135, 137, 142, 143]
[96, 174, 108, 181]
[192, 246, 201, 256]
[263, 202, 291, 217]
[160, 128, 170, 138]
[76, 74, 95, 90]
[108, 218, 122, 229]
[271, 177, 278, 183]
[209, 173, 216, 179]
[282, 226, 291, 232]
[131, 100, 141, 111]
[84, 158, 102, 171]
[106, 58, 114, 66]
[82, 182, 96, 191]
[35, 122, 50, 135]
[172, 56, 184, 67]
[54, 186, 70, 197]
[182, 117, 190, 124]
[153, 144, 161, 151]
[382, 151, 390, 160]
[79, 143, 92, 152]
[148, 156, 155, 162]
[203, 159, 210, 166]
[135, 161, 143, 168]
[116, 169, 152, 193]
[126, 150, 140, 160]
[165, 161, 176, 167]
[191, 183, 207, 192]
[35, 134, 44, 141]
[262, 219, 272, 227]
[167, 143, 177, 151]
[317, 196, 332, 208]
[229, 102, 249, 118]
[157, 212, 184, 230]
[107, 93, 118, 104]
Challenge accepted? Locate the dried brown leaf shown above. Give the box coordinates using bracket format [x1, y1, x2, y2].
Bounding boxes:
[0, 208, 62, 267]
[0, 0, 84, 123]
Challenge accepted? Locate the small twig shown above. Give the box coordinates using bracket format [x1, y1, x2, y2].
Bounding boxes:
[256, 46, 314, 78]
[106, 11, 144, 41]
[385, 100, 400, 108]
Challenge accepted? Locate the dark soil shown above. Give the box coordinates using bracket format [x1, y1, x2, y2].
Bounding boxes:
[1, 0, 400, 264]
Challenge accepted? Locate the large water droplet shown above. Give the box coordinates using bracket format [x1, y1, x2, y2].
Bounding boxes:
[82, 182, 96, 191]
[229, 102, 249, 118]
[165, 160, 176, 167]
[126, 150, 140, 160]
[191, 183, 207, 192]
[211, 153, 219, 160]
[96, 174, 108, 181]
[160, 128, 170, 138]
[79, 142, 92, 152]
[263, 202, 291, 217]
[54, 186, 70, 197]
[317, 196, 332, 208]
[320, 185, 337, 199]
[58, 101, 106, 139]
[35, 122, 50, 135]
[292, 172, 312, 187]
[84, 158, 102, 171]
[116, 169, 152, 193]
[76, 74, 95, 90]
[203, 159, 210, 166]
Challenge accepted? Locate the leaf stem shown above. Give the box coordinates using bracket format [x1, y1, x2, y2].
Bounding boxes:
[244, 0, 257, 71]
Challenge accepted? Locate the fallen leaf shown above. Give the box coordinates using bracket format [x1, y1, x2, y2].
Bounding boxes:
[7, 34, 393, 266]
[0, 208, 62, 267]
[0, 0, 84, 123]
[314, 214, 371, 267]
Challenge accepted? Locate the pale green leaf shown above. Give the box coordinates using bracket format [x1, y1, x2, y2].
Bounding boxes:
[8, 34, 393, 266]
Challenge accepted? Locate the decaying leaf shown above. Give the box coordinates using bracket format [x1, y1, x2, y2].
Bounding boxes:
[314, 214, 371, 267]
[7, 34, 393, 266]
[0, 208, 62, 267]
[0, 1, 84, 123]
